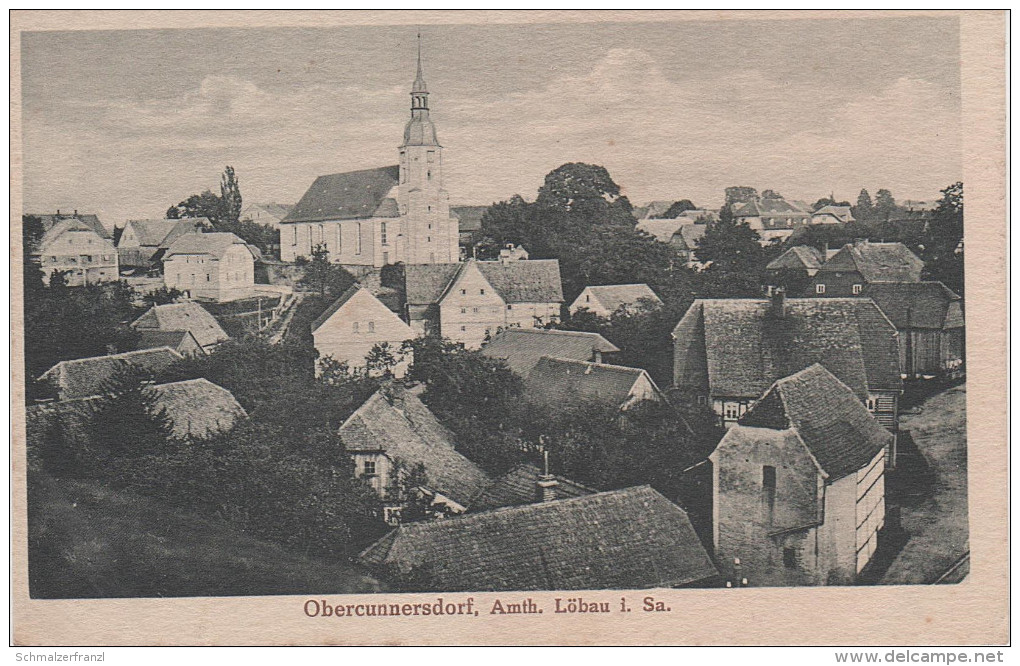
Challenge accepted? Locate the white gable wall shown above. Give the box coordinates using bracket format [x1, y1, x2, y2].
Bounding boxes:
[313, 288, 415, 377]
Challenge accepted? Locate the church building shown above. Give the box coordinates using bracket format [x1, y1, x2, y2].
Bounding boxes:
[280, 40, 459, 267]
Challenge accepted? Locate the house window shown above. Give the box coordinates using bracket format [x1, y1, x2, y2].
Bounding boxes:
[763, 465, 777, 490]
[866, 397, 877, 411]
[472, 307, 479, 314]
[815, 284, 826, 294]
[460, 289, 466, 295]
[427, 236, 431, 243]
[383, 252, 389, 265]
[460, 326, 466, 332]
[381, 222, 388, 245]
[461, 307, 467, 314]
[507, 304, 513, 310]
[480, 288, 485, 295]
[206, 274, 210, 282]
[318, 224, 324, 243]
[852, 284, 863, 295]
[427, 150, 435, 163]
[427, 170, 432, 181]
[783, 547, 797, 569]
[353, 322, 360, 333]
[368, 321, 375, 333]
[585, 294, 590, 302]
[724, 403, 739, 420]
[363, 460, 376, 476]
[697, 395, 707, 406]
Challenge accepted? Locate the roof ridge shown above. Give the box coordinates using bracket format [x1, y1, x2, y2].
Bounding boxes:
[42, 346, 182, 374]
[539, 355, 645, 374]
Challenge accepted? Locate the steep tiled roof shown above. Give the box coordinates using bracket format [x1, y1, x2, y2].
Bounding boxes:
[632, 200, 675, 220]
[469, 463, 596, 512]
[37, 348, 184, 399]
[26, 377, 246, 444]
[32, 213, 109, 239]
[475, 260, 564, 304]
[338, 386, 490, 507]
[672, 298, 901, 399]
[584, 284, 661, 314]
[480, 328, 619, 378]
[862, 282, 963, 330]
[164, 232, 254, 260]
[37, 219, 114, 254]
[123, 219, 206, 248]
[311, 284, 362, 333]
[733, 199, 810, 217]
[132, 302, 229, 349]
[403, 264, 462, 305]
[526, 356, 661, 412]
[360, 486, 719, 591]
[636, 218, 685, 242]
[737, 364, 892, 480]
[146, 378, 248, 439]
[812, 205, 854, 223]
[136, 330, 203, 354]
[450, 205, 489, 232]
[244, 203, 293, 220]
[766, 245, 826, 272]
[674, 223, 707, 250]
[820, 242, 924, 282]
[282, 166, 400, 224]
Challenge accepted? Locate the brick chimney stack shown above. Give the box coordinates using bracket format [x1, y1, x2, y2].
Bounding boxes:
[535, 450, 558, 503]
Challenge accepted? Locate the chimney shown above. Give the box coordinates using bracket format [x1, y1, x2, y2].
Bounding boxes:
[593, 349, 603, 364]
[535, 450, 559, 503]
[770, 287, 787, 319]
[56, 209, 60, 216]
[73, 209, 78, 216]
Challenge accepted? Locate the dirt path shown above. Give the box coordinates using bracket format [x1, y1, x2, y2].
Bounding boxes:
[881, 385, 968, 584]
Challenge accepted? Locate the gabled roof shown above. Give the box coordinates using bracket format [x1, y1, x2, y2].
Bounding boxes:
[338, 386, 490, 507]
[26, 377, 246, 443]
[31, 213, 109, 239]
[526, 356, 662, 412]
[122, 218, 205, 248]
[480, 328, 619, 378]
[37, 347, 184, 399]
[469, 462, 597, 512]
[766, 245, 826, 271]
[136, 329, 204, 354]
[812, 205, 854, 222]
[282, 166, 400, 224]
[132, 302, 229, 349]
[736, 364, 892, 480]
[311, 285, 361, 333]
[163, 232, 253, 260]
[633, 200, 675, 220]
[37, 219, 114, 254]
[450, 205, 489, 232]
[403, 264, 462, 305]
[672, 298, 902, 398]
[674, 223, 707, 250]
[474, 260, 564, 304]
[360, 486, 719, 591]
[733, 199, 811, 217]
[862, 282, 963, 330]
[636, 218, 685, 242]
[819, 242, 924, 282]
[582, 284, 662, 314]
[243, 203, 293, 220]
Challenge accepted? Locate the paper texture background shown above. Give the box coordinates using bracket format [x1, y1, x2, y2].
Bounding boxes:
[9, 10, 1007, 646]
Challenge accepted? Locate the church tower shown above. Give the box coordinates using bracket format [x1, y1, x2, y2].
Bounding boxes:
[397, 35, 458, 264]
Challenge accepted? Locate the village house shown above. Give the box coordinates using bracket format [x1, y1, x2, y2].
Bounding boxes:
[240, 203, 292, 230]
[402, 258, 563, 349]
[525, 356, 665, 415]
[450, 204, 488, 254]
[480, 328, 619, 378]
[132, 302, 230, 353]
[635, 217, 687, 242]
[711, 364, 891, 587]
[468, 460, 597, 512]
[810, 205, 855, 225]
[36, 347, 184, 400]
[671, 223, 708, 268]
[360, 485, 719, 591]
[30, 211, 118, 286]
[807, 241, 924, 297]
[135, 329, 205, 357]
[311, 285, 416, 377]
[280, 46, 458, 267]
[569, 283, 662, 318]
[862, 282, 965, 378]
[338, 385, 491, 524]
[162, 232, 257, 302]
[765, 245, 826, 278]
[732, 199, 812, 243]
[671, 292, 903, 445]
[115, 218, 205, 270]
[26, 377, 247, 445]
[631, 200, 675, 220]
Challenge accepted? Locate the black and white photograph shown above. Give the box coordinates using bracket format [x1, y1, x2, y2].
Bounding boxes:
[11, 10, 1006, 648]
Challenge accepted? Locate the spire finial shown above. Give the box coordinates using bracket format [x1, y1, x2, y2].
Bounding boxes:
[412, 30, 427, 93]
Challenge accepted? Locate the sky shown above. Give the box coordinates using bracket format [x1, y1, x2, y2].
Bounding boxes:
[20, 16, 962, 227]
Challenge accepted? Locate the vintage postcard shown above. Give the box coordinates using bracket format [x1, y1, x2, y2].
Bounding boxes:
[10, 10, 1007, 646]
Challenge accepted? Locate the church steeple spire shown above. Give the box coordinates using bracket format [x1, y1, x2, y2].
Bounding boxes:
[403, 31, 438, 147]
[412, 32, 428, 94]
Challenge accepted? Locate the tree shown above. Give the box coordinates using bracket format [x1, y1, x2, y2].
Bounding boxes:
[168, 189, 222, 223]
[760, 189, 783, 200]
[219, 165, 242, 227]
[144, 286, 184, 307]
[89, 370, 175, 457]
[694, 218, 765, 274]
[724, 186, 758, 206]
[22, 214, 46, 295]
[299, 244, 356, 297]
[365, 342, 403, 377]
[662, 199, 697, 218]
[855, 189, 874, 222]
[535, 162, 624, 216]
[921, 182, 964, 294]
[874, 188, 897, 222]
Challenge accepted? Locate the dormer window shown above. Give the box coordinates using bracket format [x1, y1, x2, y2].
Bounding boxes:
[816, 284, 826, 294]
[852, 284, 863, 295]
